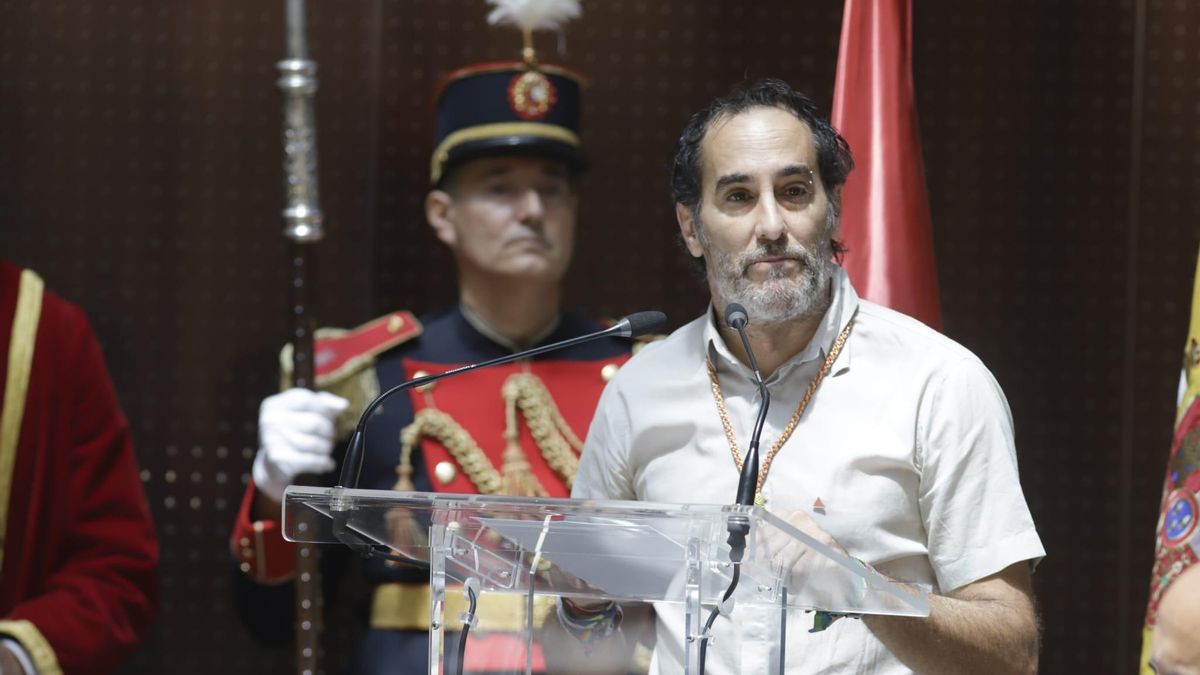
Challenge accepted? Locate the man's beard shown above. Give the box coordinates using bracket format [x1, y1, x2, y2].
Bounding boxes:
[697, 219, 835, 324]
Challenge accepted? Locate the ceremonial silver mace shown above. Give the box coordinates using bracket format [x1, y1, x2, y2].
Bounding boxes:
[279, 1, 324, 673]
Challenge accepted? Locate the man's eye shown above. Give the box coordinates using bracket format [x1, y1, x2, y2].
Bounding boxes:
[726, 190, 751, 203]
[782, 184, 812, 199]
[488, 183, 515, 196]
[539, 184, 566, 198]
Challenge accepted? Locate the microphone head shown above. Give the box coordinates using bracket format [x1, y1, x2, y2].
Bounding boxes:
[724, 303, 749, 330]
[615, 310, 667, 338]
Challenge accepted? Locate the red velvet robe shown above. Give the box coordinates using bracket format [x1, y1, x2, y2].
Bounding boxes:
[0, 261, 158, 674]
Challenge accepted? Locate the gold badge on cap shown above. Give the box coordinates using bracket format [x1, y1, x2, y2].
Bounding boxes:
[508, 70, 557, 121]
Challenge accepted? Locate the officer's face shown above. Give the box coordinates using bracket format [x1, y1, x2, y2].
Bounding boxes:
[677, 106, 837, 323]
[430, 157, 577, 284]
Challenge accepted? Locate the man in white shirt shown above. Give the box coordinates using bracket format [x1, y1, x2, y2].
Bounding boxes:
[569, 79, 1045, 674]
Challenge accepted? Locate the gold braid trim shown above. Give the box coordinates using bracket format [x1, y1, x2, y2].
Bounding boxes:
[501, 373, 581, 489]
[392, 419, 417, 492]
[389, 373, 583, 496]
[394, 408, 503, 495]
[0, 269, 42, 573]
[384, 417, 430, 566]
[386, 408, 511, 564]
[500, 377, 548, 497]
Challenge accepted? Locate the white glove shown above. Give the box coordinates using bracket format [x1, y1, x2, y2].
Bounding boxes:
[252, 388, 350, 502]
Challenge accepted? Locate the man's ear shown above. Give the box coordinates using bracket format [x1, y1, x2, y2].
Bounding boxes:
[676, 203, 705, 258]
[425, 190, 457, 248]
[828, 185, 844, 238]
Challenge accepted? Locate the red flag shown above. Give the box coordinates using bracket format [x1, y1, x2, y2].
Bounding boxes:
[831, 0, 942, 329]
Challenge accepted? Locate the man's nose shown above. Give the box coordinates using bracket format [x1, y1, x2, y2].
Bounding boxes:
[755, 195, 786, 241]
[517, 188, 545, 225]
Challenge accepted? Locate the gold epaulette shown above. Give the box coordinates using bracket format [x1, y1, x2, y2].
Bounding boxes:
[279, 311, 422, 439]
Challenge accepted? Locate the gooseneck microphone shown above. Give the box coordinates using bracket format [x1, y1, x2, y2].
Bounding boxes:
[334, 310, 667, 492]
[701, 303, 772, 673]
[719, 302, 770, 558]
[724, 303, 771, 509]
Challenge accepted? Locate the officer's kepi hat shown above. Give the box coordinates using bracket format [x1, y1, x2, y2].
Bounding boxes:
[430, 61, 586, 186]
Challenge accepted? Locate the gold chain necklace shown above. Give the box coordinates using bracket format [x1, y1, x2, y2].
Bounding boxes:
[706, 314, 856, 506]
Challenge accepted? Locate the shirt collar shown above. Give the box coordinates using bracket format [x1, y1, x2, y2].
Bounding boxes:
[703, 265, 859, 381]
[459, 303, 562, 353]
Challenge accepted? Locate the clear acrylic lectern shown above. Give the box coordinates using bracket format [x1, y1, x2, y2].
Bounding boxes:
[283, 486, 929, 674]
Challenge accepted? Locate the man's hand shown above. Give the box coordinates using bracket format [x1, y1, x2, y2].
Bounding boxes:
[251, 388, 349, 503]
[757, 509, 845, 557]
[755, 509, 855, 595]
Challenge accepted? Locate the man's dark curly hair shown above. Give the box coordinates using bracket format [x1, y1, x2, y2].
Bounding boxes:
[670, 78, 854, 275]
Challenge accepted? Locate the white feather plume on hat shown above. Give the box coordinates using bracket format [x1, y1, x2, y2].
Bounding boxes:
[486, 0, 581, 32]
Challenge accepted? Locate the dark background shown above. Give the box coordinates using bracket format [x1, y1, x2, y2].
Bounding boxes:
[1, 0, 1197, 673]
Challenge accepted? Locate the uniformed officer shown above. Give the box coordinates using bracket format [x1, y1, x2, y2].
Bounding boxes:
[229, 4, 635, 673]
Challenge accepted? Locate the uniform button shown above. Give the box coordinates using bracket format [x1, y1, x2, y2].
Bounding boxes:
[239, 537, 251, 547]
[413, 369, 434, 392]
[435, 461, 457, 485]
[242, 548, 255, 559]
[600, 363, 620, 382]
[239, 562, 251, 573]
[388, 315, 404, 333]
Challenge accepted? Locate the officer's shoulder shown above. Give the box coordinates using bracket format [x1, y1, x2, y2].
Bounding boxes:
[313, 311, 423, 385]
[277, 311, 423, 439]
[278, 310, 423, 388]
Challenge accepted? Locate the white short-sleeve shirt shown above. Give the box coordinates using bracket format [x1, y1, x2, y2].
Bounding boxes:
[573, 267, 1045, 675]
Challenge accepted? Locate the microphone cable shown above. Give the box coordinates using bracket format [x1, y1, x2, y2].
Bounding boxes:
[453, 580, 479, 675]
[697, 562, 740, 672]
